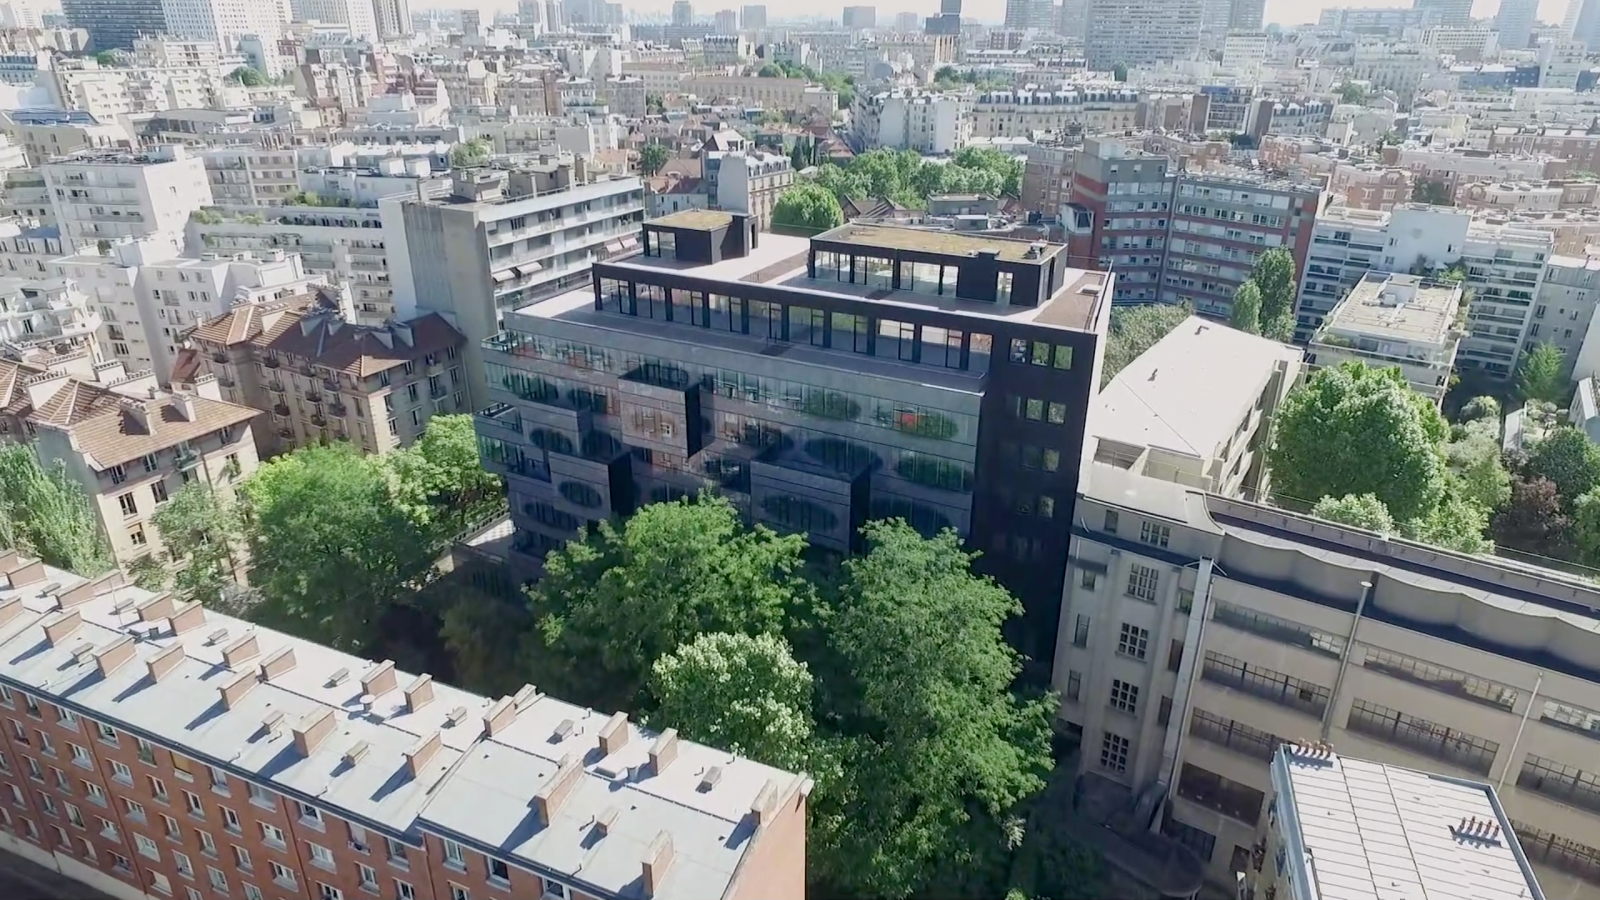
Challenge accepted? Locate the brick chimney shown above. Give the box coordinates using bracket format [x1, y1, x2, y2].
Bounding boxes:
[292, 708, 335, 757]
[403, 674, 434, 712]
[43, 609, 82, 647]
[146, 644, 185, 682]
[219, 669, 258, 709]
[404, 731, 441, 777]
[94, 635, 136, 678]
[532, 753, 583, 824]
[483, 696, 518, 736]
[259, 647, 296, 680]
[6, 560, 45, 588]
[648, 729, 679, 775]
[222, 634, 259, 669]
[360, 659, 397, 697]
[598, 712, 629, 756]
[170, 601, 205, 635]
[641, 831, 675, 897]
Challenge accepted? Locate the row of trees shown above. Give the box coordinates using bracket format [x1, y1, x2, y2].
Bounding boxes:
[1228, 248, 1298, 341]
[441, 495, 1088, 900]
[756, 61, 856, 106]
[812, 146, 1024, 209]
[124, 416, 501, 651]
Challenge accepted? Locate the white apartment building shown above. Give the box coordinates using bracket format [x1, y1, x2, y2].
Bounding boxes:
[1056, 463, 1600, 900]
[199, 145, 302, 206]
[1532, 253, 1600, 371]
[1539, 39, 1587, 89]
[972, 86, 1141, 139]
[383, 168, 644, 402]
[714, 152, 792, 232]
[1083, 0, 1203, 69]
[1349, 41, 1444, 99]
[1297, 204, 1553, 380]
[1307, 272, 1463, 405]
[293, 0, 379, 39]
[43, 146, 214, 250]
[0, 276, 101, 359]
[851, 89, 972, 155]
[1094, 316, 1301, 499]
[159, 0, 286, 50]
[189, 206, 396, 323]
[41, 65, 221, 123]
[130, 36, 228, 74]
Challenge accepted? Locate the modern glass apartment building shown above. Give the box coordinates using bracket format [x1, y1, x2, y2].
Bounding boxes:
[475, 210, 1113, 661]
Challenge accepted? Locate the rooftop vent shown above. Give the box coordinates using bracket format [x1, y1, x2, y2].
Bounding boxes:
[445, 705, 469, 726]
[327, 667, 350, 687]
[1451, 817, 1503, 844]
[205, 628, 229, 646]
[698, 766, 723, 793]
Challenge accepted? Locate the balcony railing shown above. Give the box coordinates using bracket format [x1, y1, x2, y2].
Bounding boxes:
[1200, 653, 1329, 719]
[267, 380, 285, 393]
[210, 351, 227, 364]
[1344, 700, 1498, 776]
[1211, 602, 1345, 659]
[329, 402, 349, 417]
[175, 448, 200, 470]
[1188, 711, 1281, 762]
[264, 358, 280, 369]
[272, 403, 290, 417]
[306, 390, 322, 403]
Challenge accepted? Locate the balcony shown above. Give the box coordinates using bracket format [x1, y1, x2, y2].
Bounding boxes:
[323, 378, 340, 393]
[430, 384, 449, 400]
[264, 358, 280, 369]
[216, 375, 236, 388]
[210, 351, 227, 364]
[277, 426, 294, 440]
[272, 402, 290, 417]
[267, 380, 285, 393]
[306, 389, 322, 403]
[329, 402, 349, 417]
[311, 414, 327, 428]
[175, 447, 200, 470]
[1343, 699, 1498, 776]
[1200, 653, 1329, 719]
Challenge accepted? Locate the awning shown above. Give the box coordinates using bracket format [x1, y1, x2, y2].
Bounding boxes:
[514, 262, 544, 277]
[619, 236, 639, 249]
[492, 269, 513, 283]
[605, 240, 625, 253]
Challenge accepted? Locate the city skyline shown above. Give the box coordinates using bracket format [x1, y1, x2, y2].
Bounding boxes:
[416, 0, 1568, 26]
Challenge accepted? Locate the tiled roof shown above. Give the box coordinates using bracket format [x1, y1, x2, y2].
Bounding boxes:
[189, 293, 467, 380]
[41, 385, 261, 471]
[0, 358, 45, 417]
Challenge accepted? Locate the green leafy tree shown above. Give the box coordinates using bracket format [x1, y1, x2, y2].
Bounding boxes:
[0, 445, 112, 576]
[386, 414, 504, 538]
[952, 146, 1024, 197]
[638, 141, 671, 177]
[1445, 417, 1511, 512]
[438, 588, 534, 698]
[1311, 494, 1396, 532]
[241, 444, 435, 650]
[1571, 486, 1600, 565]
[645, 91, 666, 114]
[1112, 62, 1128, 82]
[772, 182, 845, 232]
[93, 50, 120, 67]
[1336, 82, 1367, 103]
[818, 521, 1053, 899]
[1460, 395, 1502, 422]
[1247, 248, 1298, 341]
[1412, 180, 1451, 205]
[226, 66, 267, 86]
[1517, 343, 1568, 404]
[140, 485, 246, 607]
[1491, 476, 1570, 556]
[1230, 280, 1263, 335]
[1269, 361, 1449, 521]
[1101, 303, 1193, 387]
[448, 138, 491, 167]
[649, 632, 816, 772]
[1526, 426, 1600, 505]
[1402, 477, 1493, 554]
[527, 495, 808, 713]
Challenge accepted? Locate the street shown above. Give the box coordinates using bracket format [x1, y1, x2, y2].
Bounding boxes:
[0, 847, 114, 900]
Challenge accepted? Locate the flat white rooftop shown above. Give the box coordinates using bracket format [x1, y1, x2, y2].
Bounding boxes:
[1318, 273, 1461, 346]
[1272, 746, 1544, 900]
[1097, 316, 1301, 459]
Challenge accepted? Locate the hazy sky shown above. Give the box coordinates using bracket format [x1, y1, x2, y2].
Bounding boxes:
[427, 0, 1574, 29]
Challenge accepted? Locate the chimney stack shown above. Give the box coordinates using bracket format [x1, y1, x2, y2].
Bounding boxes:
[0, 597, 23, 628]
[43, 609, 82, 647]
[170, 601, 205, 635]
[641, 831, 675, 897]
[219, 669, 258, 709]
[136, 594, 176, 622]
[403, 674, 434, 712]
[360, 660, 397, 697]
[259, 647, 297, 680]
[598, 711, 629, 756]
[58, 573, 116, 608]
[404, 731, 441, 777]
[146, 643, 185, 682]
[292, 707, 335, 757]
[94, 635, 137, 678]
[483, 696, 518, 736]
[6, 560, 45, 588]
[532, 753, 583, 824]
[222, 634, 260, 669]
[649, 729, 679, 775]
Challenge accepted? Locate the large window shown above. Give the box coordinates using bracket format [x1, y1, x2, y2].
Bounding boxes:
[1176, 764, 1263, 825]
[864, 255, 895, 290]
[1189, 710, 1282, 762]
[1361, 648, 1519, 711]
[1201, 652, 1329, 718]
[831, 312, 870, 353]
[1518, 755, 1600, 816]
[707, 294, 742, 332]
[921, 326, 964, 369]
[1211, 602, 1346, 658]
[1345, 699, 1499, 775]
[671, 289, 704, 326]
[636, 283, 667, 319]
[789, 305, 825, 347]
[749, 300, 783, 340]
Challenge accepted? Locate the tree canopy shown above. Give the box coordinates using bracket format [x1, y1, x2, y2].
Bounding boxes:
[0, 445, 112, 576]
[1517, 343, 1568, 404]
[1525, 427, 1600, 508]
[1230, 280, 1263, 335]
[649, 631, 816, 772]
[1270, 361, 1449, 521]
[129, 484, 246, 609]
[773, 182, 845, 232]
[810, 146, 1022, 209]
[1311, 494, 1396, 533]
[1233, 248, 1297, 340]
[638, 141, 671, 177]
[225, 66, 267, 86]
[449, 138, 491, 167]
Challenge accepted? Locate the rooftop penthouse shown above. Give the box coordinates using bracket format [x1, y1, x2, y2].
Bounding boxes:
[0, 551, 808, 900]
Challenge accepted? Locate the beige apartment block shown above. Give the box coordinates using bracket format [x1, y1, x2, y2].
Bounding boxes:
[184, 291, 469, 457]
[0, 552, 810, 900]
[1056, 463, 1600, 900]
[0, 353, 259, 568]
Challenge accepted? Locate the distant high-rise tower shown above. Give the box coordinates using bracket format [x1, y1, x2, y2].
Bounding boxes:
[894, 10, 918, 29]
[1496, 0, 1539, 48]
[1413, 0, 1471, 27]
[374, 0, 413, 37]
[740, 3, 765, 27]
[1228, 0, 1263, 30]
[841, 4, 875, 28]
[1085, 0, 1202, 68]
[61, 0, 167, 49]
[713, 8, 735, 31]
[940, 0, 959, 13]
[671, 0, 693, 25]
[1057, 0, 1085, 38]
[1003, 0, 1052, 29]
[460, 7, 479, 33]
